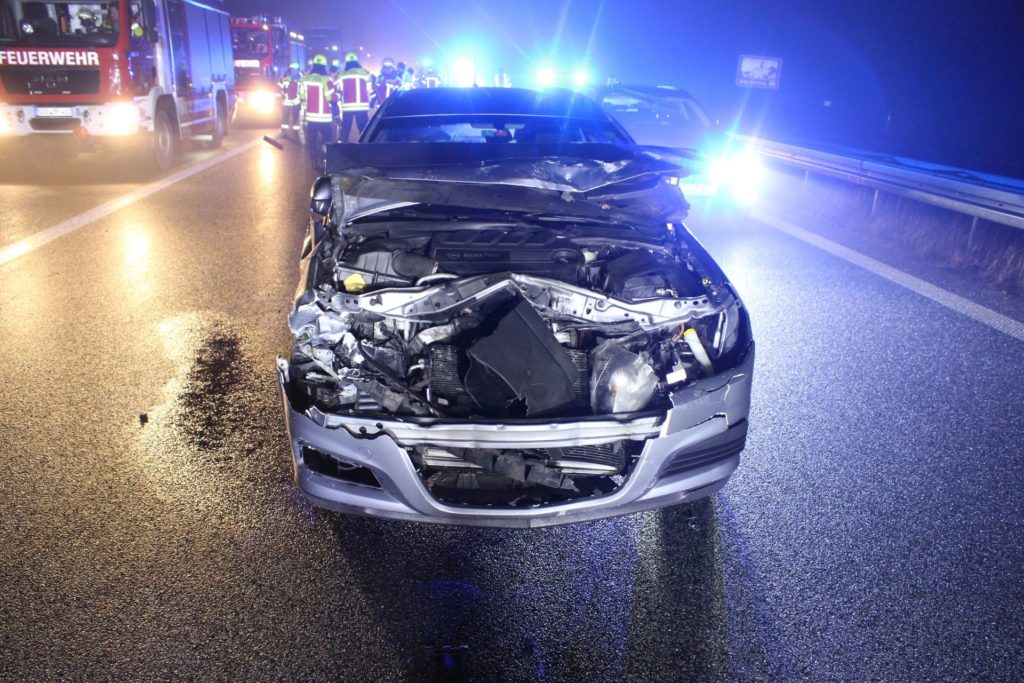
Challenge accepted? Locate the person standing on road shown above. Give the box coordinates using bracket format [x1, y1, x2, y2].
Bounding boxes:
[300, 55, 335, 170]
[328, 58, 343, 141]
[372, 57, 402, 107]
[279, 63, 301, 139]
[337, 52, 372, 143]
[421, 65, 442, 88]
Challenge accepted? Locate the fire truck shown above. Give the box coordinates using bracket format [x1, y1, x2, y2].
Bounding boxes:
[229, 15, 304, 124]
[0, 0, 234, 172]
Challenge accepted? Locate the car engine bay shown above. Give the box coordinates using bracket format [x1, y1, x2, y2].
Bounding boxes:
[282, 205, 751, 504]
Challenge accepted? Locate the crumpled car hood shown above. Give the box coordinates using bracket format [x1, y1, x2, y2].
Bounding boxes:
[324, 142, 696, 224]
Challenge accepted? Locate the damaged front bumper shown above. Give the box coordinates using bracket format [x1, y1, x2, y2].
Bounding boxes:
[277, 347, 753, 528]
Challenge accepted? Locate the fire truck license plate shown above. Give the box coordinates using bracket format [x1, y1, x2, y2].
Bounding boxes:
[35, 107, 74, 118]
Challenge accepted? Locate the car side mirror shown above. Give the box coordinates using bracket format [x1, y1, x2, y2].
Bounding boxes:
[310, 175, 332, 219]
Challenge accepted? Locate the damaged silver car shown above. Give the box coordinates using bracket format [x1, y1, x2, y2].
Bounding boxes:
[278, 138, 753, 528]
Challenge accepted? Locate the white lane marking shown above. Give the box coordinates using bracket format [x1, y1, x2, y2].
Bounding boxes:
[0, 139, 262, 266]
[752, 210, 1024, 343]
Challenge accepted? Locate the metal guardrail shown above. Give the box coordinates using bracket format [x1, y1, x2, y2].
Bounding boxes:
[753, 139, 1024, 231]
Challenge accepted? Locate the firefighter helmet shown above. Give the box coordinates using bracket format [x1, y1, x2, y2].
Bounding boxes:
[311, 54, 328, 66]
[77, 7, 96, 26]
[345, 52, 358, 62]
[382, 57, 395, 68]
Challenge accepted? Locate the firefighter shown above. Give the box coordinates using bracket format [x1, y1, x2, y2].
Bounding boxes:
[300, 54, 334, 170]
[421, 65, 442, 88]
[336, 52, 372, 143]
[76, 7, 99, 32]
[328, 58, 343, 140]
[278, 63, 301, 139]
[372, 57, 402, 107]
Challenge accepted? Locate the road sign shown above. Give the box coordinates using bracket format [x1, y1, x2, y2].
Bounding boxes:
[736, 55, 782, 89]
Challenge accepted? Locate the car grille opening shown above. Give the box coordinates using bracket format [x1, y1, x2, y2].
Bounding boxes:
[301, 446, 382, 489]
[408, 440, 642, 508]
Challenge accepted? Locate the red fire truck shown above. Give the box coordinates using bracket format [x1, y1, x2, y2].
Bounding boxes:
[0, 0, 234, 171]
[229, 15, 304, 124]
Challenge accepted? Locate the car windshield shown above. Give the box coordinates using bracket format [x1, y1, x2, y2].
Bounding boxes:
[0, 0, 119, 47]
[601, 93, 712, 130]
[231, 26, 269, 60]
[368, 114, 630, 144]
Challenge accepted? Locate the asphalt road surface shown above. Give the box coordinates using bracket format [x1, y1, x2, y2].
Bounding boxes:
[1, 130, 1021, 681]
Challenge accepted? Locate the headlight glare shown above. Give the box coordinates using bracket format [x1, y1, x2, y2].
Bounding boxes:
[710, 148, 764, 205]
[105, 102, 140, 135]
[250, 89, 277, 115]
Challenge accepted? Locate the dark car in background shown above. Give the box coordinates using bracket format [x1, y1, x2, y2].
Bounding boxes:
[277, 88, 754, 527]
[593, 84, 765, 203]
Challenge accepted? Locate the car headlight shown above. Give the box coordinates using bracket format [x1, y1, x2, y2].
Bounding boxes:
[0, 115, 10, 134]
[709, 148, 764, 204]
[249, 89, 277, 115]
[105, 103, 141, 135]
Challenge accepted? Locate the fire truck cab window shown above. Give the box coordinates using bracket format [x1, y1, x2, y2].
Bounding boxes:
[1, 0, 120, 46]
[231, 27, 268, 59]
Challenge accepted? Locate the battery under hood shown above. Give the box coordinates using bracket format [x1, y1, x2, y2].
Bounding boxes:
[323, 142, 696, 225]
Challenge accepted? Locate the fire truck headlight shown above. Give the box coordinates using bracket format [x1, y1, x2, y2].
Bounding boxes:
[0, 113, 11, 134]
[105, 103, 141, 135]
[250, 89, 277, 115]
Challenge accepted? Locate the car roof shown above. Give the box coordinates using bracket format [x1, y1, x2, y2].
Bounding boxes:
[380, 87, 613, 120]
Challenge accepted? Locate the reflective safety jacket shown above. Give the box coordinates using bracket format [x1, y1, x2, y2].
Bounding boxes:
[374, 72, 402, 104]
[422, 73, 442, 88]
[279, 75, 300, 106]
[300, 72, 334, 122]
[336, 67, 372, 111]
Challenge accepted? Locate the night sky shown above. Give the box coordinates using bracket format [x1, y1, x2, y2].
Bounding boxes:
[228, 0, 1024, 177]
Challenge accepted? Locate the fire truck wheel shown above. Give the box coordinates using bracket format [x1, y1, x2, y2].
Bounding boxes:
[209, 102, 226, 148]
[144, 108, 177, 172]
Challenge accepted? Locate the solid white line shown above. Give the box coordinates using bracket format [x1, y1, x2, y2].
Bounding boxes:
[751, 210, 1024, 343]
[0, 139, 262, 267]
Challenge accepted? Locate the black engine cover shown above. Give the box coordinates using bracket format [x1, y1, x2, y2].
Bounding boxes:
[463, 299, 580, 417]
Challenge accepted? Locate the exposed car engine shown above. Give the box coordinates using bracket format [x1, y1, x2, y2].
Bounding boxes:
[283, 211, 750, 503]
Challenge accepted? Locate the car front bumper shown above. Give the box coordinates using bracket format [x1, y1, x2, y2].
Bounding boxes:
[277, 346, 753, 528]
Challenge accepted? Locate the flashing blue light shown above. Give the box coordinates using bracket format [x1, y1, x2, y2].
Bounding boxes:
[572, 69, 590, 88]
[535, 66, 556, 89]
[452, 57, 476, 87]
[708, 147, 764, 205]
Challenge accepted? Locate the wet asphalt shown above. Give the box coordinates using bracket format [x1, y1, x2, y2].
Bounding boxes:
[0, 130, 1022, 681]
